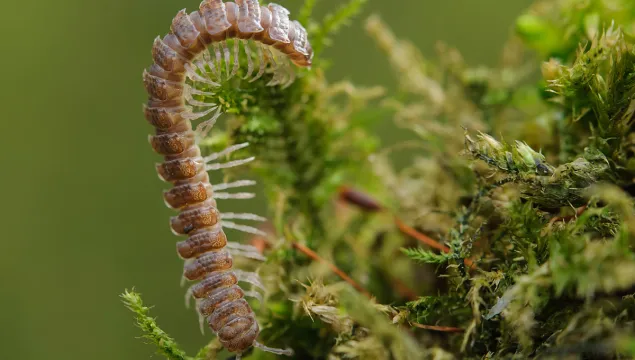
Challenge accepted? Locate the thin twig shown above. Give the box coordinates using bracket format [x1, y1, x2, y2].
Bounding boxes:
[394, 217, 450, 252]
[251, 223, 374, 299]
[292, 242, 373, 299]
[338, 186, 384, 212]
[411, 322, 465, 333]
[547, 204, 588, 228]
[338, 186, 476, 269]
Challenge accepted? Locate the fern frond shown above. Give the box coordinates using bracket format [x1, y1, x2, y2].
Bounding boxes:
[401, 247, 452, 264]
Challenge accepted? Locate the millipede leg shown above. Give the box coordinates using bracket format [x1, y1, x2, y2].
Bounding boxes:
[282, 59, 296, 89]
[197, 304, 206, 334]
[253, 341, 294, 357]
[185, 85, 216, 97]
[182, 106, 217, 121]
[233, 269, 266, 292]
[194, 58, 219, 87]
[264, 47, 279, 86]
[221, 221, 266, 236]
[222, 41, 231, 78]
[204, 142, 250, 162]
[196, 107, 223, 139]
[271, 50, 290, 88]
[222, 213, 266, 222]
[185, 63, 219, 87]
[243, 290, 264, 305]
[227, 248, 267, 262]
[202, 49, 219, 80]
[242, 40, 254, 80]
[274, 57, 289, 88]
[205, 157, 255, 171]
[184, 285, 195, 308]
[213, 192, 256, 200]
[223, 224, 267, 262]
[230, 40, 240, 78]
[250, 44, 267, 82]
[184, 85, 216, 107]
[212, 179, 257, 191]
[213, 43, 223, 81]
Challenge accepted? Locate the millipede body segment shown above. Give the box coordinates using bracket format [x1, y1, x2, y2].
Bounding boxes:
[142, 0, 312, 357]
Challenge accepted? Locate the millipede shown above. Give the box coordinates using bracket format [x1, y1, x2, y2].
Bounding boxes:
[142, 0, 313, 357]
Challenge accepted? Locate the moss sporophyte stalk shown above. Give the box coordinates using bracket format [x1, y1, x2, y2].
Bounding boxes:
[124, 0, 635, 359]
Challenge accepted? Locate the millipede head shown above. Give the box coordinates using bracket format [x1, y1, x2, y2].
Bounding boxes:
[286, 21, 312, 67]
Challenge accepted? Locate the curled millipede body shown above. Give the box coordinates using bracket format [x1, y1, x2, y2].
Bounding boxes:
[142, 1, 312, 357]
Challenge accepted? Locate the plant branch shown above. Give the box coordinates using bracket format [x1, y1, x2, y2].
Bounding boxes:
[292, 241, 373, 299]
[120, 289, 191, 360]
[410, 322, 465, 333]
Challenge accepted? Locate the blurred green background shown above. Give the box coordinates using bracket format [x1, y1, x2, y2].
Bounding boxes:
[1, 0, 531, 359]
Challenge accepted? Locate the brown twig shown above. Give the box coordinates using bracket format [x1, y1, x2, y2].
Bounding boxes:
[338, 186, 477, 269]
[292, 234, 460, 332]
[411, 322, 464, 333]
[338, 186, 384, 212]
[295, 237, 460, 332]
[394, 216, 451, 253]
[250, 222, 374, 299]
[292, 242, 373, 299]
[546, 204, 588, 228]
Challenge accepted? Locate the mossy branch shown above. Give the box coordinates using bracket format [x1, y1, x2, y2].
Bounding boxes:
[121, 289, 195, 360]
